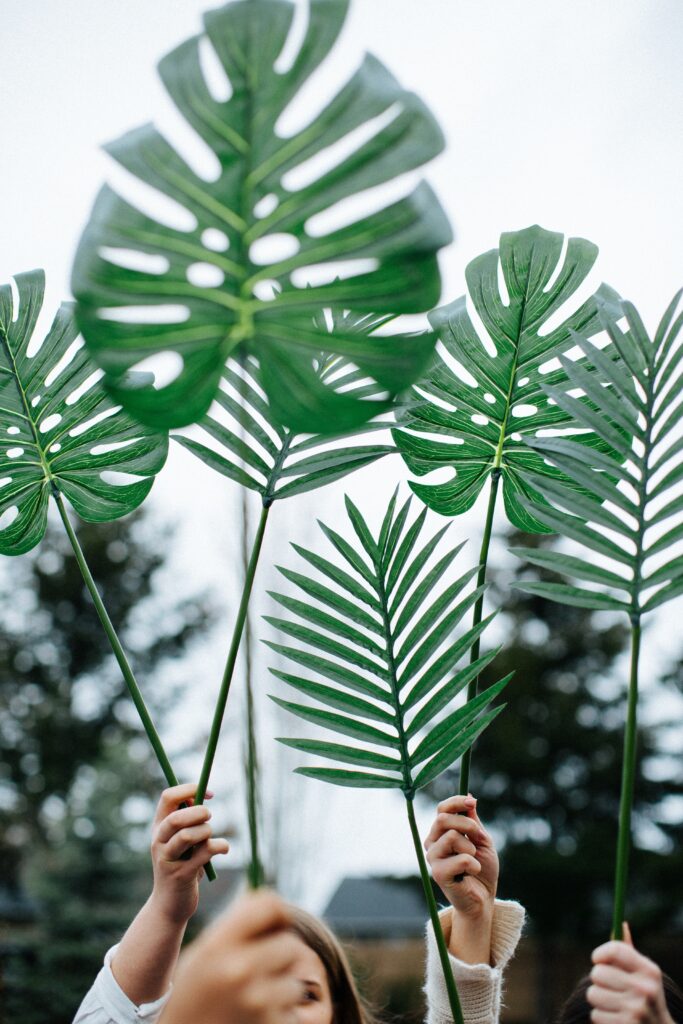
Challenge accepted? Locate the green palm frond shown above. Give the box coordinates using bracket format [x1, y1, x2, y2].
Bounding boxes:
[513, 290, 683, 617]
[0, 270, 167, 555]
[71, 0, 450, 434]
[394, 224, 621, 532]
[512, 289, 683, 937]
[264, 491, 510, 797]
[174, 310, 395, 504]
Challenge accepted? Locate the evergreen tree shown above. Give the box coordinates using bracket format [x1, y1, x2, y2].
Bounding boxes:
[0, 511, 212, 1023]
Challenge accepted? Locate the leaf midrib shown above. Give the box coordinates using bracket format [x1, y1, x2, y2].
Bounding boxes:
[630, 347, 658, 619]
[493, 261, 535, 472]
[0, 325, 55, 496]
[375, 557, 414, 796]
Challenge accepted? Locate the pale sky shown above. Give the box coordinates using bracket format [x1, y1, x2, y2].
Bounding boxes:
[1, 0, 682, 912]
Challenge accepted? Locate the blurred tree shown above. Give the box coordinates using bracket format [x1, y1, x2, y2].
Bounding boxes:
[0, 510, 213, 1023]
[425, 531, 683, 1018]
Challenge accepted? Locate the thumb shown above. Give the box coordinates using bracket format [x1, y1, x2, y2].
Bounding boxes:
[622, 921, 634, 947]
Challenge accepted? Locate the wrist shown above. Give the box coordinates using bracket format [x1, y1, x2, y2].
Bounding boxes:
[447, 903, 494, 966]
[448, 888, 496, 921]
[148, 888, 196, 928]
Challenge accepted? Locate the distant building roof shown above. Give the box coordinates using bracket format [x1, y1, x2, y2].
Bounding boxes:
[323, 876, 434, 939]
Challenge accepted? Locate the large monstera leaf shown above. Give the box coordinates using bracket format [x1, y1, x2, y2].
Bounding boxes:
[71, 0, 450, 434]
[175, 310, 396, 503]
[0, 270, 168, 555]
[395, 225, 620, 532]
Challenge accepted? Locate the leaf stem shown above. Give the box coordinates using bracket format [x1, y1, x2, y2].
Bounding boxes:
[406, 798, 464, 1024]
[611, 619, 641, 939]
[240, 486, 264, 889]
[55, 493, 216, 883]
[459, 469, 500, 794]
[195, 503, 270, 806]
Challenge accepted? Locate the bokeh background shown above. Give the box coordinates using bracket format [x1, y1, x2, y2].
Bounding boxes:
[1, 1, 682, 1021]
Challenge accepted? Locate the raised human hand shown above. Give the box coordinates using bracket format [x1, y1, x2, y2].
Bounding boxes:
[424, 794, 498, 919]
[149, 783, 230, 925]
[589, 931, 675, 1024]
[159, 891, 303, 1024]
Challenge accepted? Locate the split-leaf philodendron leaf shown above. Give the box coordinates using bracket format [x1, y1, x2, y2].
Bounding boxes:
[0, 270, 168, 555]
[71, 0, 451, 435]
[513, 291, 683, 617]
[394, 225, 621, 532]
[265, 490, 510, 796]
[175, 311, 396, 504]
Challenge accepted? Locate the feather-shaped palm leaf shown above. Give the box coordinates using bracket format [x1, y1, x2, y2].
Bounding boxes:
[512, 290, 683, 937]
[71, 0, 450, 434]
[0, 271, 194, 864]
[175, 311, 395, 505]
[264, 490, 510, 1024]
[266, 491, 510, 791]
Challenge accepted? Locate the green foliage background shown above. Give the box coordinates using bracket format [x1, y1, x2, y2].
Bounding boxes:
[0, 513, 212, 1022]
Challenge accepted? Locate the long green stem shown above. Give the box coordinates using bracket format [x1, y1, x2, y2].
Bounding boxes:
[611, 620, 641, 939]
[195, 502, 270, 807]
[240, 488, 264, 889]
[406, 798, 464, 1024]
[55, 493, 217, 883]
[459, 469, 500, 794]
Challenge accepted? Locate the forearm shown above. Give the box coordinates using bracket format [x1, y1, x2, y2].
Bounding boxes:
[425, 901, 525, 1024]
[111, 893, 189, 1005]
[444, 905, 494, 966]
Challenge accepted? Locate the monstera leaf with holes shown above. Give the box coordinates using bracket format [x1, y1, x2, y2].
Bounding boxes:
[264, 490, 510, 1024]
[511, 290, 683, 938]
[71, 0, 451, 435]
[0, 270, 194, 854]
[175, 310, 396, 504]
[395, 225, 621, 531]
[393, 225, 621, 790]
[0, 270, 167, 554]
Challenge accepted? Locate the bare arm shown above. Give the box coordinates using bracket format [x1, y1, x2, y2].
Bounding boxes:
[111, 783, 230, 1005]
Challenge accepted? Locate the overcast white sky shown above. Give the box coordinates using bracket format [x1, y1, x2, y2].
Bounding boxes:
[1, 0, 682, 912]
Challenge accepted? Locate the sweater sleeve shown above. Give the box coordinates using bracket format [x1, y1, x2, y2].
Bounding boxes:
[72, 945, 172, 1024]
[424, 900, 525, 1024]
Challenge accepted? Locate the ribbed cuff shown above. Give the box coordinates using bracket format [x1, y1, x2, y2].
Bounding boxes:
[424, 901, 525, 1024]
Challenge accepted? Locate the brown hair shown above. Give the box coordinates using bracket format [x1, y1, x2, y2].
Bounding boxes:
[556, 972, 683, 1024]
[288, 906, 379, 1024]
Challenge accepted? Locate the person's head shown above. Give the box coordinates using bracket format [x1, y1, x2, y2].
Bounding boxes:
[555, 973, 683, 1024]
[287, 906, 376, 1024]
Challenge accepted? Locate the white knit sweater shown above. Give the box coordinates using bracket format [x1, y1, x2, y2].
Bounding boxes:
[425, 901, 526, 1024]
[74, 900, 525, 1024]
